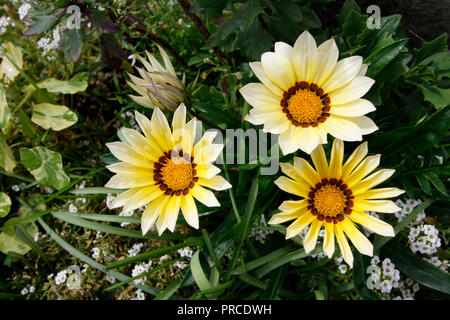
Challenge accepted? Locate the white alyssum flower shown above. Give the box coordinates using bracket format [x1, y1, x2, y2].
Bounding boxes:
[338, 264, 348, 274]
[128, 243, 144, 257]
[21, 287, 29, 295]
[18, 3, 32, 21]
[55, 269, 68, 285]
[11, 185, 20, 192]
[250, 214, 274, 244]
[408, 224, 441, 255]
[131, 261, 152, 285]
[174, 260, 188, 270]
[69, 203, 77, 213]
[106, 275, 116, 284]
[177, 247, 193, 258]
[91, 247, 101, 260]
[132, 289, 145, 300]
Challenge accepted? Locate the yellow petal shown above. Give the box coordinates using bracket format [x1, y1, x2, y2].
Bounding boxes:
[120, 127, 160, 162]
[105, 173, 155, 189]
[196, 163, 221, 179]
[172, 103, 186, 134]
[352, 169, 395, 195]
[303, 219, 324, 253]
[346, 154, 381, 188]
[141, 195, 167, 235]
[341, 141, 368, 179]
[197, 175, 231, 191]
[156, 196, 171, 235]
[274, 176, 310, 197]
[358, 187, 405, 199]
[293, 157, 321, 187]
[269, 207, 308, 225]
[135, 110, 154, 138]
[165, 196, 181, 232]
[157, 45, 176, 76]
[340, 218, 373, 257]
[122, 185, 163, 213]
[353, 199, 401, 213]
[106, 142, 154, 168]
[191, 185, 220, 207]
[328, 138, 344, 179]
[279, 199, 308, 212]
[348, 210, 394, 237]
[181, 194, 199, 229]
[322, 56, 363, 93]
[150, 107, 174, 151]
[334, 223, 354, 268]
[285, 213, 315, 239]
[323, 222, 335, 258]
[310, 144, 328, 177]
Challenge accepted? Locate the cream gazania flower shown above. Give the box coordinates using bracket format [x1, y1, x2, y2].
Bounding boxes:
[240, 31, 378, 155]
[127, 45, 184, 111]
[105, 104, 231, 235]
[269, 139, 404, 267]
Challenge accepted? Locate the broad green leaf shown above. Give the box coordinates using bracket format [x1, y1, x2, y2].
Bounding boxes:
[23, 10, 59, 36]
[31, 103, 78, 131]
[0, 219, 38, 255]
[416, 83, 450, 109]
[414, 34, 448, 66]
[37, 73, 88, 94]
[416, 174, 432, 195]
[0, 42, 23, 82]
[70, 187, 125, 195]
[19, 147, 70, 190]
[61, 28, 85, 62]
[424, 172, 447, 195]
[0, 135, 16, 172]
[382, 240, 450, 295]
[365, 39, 408, 78]
[0, 83, 10, 130]
[337, 0, 360, 26]
[0, 192, 11, 218]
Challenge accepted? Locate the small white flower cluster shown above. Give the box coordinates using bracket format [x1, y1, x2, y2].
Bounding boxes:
[36, 26, 61, 60]
[18, 3, 32, 21]
[106, 274, 116, 284]
[131, 261, 152, 285]
[11, 183, 26, 192]
[423, 256, 448, 272]
[55, 269, 68, 285]
[159, 254, 170, 263]
[250, 214, 274, 244]
[0, 16, 15, 35]
[173, 260, 188, 270]
[394, 199, 425, 225]
[128, 243, 144, 257]
[408, 224, 441, 255]
[366, 256, 419, 299]
[132, 289, 146, 300]
[177, 247, 193, 258]
[20, 285, 35, 296]
[91, 247, 101, 260]
[68, 203, 77, 213]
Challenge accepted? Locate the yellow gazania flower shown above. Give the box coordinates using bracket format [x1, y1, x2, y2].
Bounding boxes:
[240, 31, 377, 155]
[269, 139, 404, 267]
[105, 104, 231, 235]
[127, 45, 184, 111]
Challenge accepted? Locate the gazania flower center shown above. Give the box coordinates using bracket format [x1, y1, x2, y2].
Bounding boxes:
[281, 81, 331, 127]
[307, 178, 354, 223]
[153, 150, 198, 196]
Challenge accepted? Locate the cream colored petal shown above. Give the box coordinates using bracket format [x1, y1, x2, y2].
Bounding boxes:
[346, 154, 381, 188]
[181, 118, 197, 152]
[293, 31, 317, 82]
[196, 163, 221, 179]
[156, 196, 171, 235]
[262, 112, 291, 134]
[269, 207, 308, 225]
[172, 103, 186, 133]
[249, 62, 283, 97]
[278, 125, 299, 155]
[328, 138, 344, 179]
[129, 95, 156, 109]
[141, 195, 167, 235]
[122, 185, 163, 213]
[200, 143, 223, 163]
[357, 63, 368, 77]
[279, 162, 302, 181]
[353, 199, 401, 213]
[157, 45, 176, 76]
[296, 126, 321, 154]
[322, 56, 363, 93]
[330, 99, 376, 117]
[348, 210, 394, 237]
[106, 142, 154, 168]
[239, 83, 282, 110]
[274, 42, 294, 62]
[316, 126, 328, 144]
[323, 222, 335, 258]
[150, 107, 174, 151]
[321, 116, 362, 141]
[106, 162, 148, 174]
[285, 213, 316, 239]
[110, 188, 140, 209]
[303, 219, 324, 253]
[191, 185, 220, 207]
[120, 127, 160, 162]
[348, 115, 378, 135]
[341, 218, 373, 256]
[328, 76, 375, 105]
[104, 173, 155, 189]
[274, 176, 310, 197]
[310, 144, 328, 177]
[293, 157, 321, 187]
[197, 175, 232, 191]
[181, 194, 199, 229]
[357, 187, 405, 199]
[341, 142, 368, 179]
[165, 196, 181, 232]
[145, 50, 165, 72]
[261, 51, 295, 91]
[335, 223, 354, 268]
[279, 199, 308, 212]
[135, 110, 153, 138]
[311, 38, 339, 86]
[352, 169, 396, 195]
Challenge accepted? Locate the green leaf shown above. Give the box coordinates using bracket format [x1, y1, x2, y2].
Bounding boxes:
[337, 0, 360, 26]
[31, 103, 78, 131]
[0, 219, 37, 255]
[0, 42, 23, 82]
[0, 192, 11, 218]
[365, 39, 408, 78]
[352, 249, 380, 300]
[416, 174, 432, 195]
[240, 18, 273, 60]
[424, 172, 447, 195]
[0, 135, 16, 173]
[61, 29, 85, 62]
[19, 147, 70, 190]
[415, 83, 450, 110]
[70, 187, 125, 195]
[382, 240, 450, 295]
[23, 12, 59, 36]
[37, 73, 88, 94]
[0, 83, 10, 130]
[414, 34, 448, 66]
